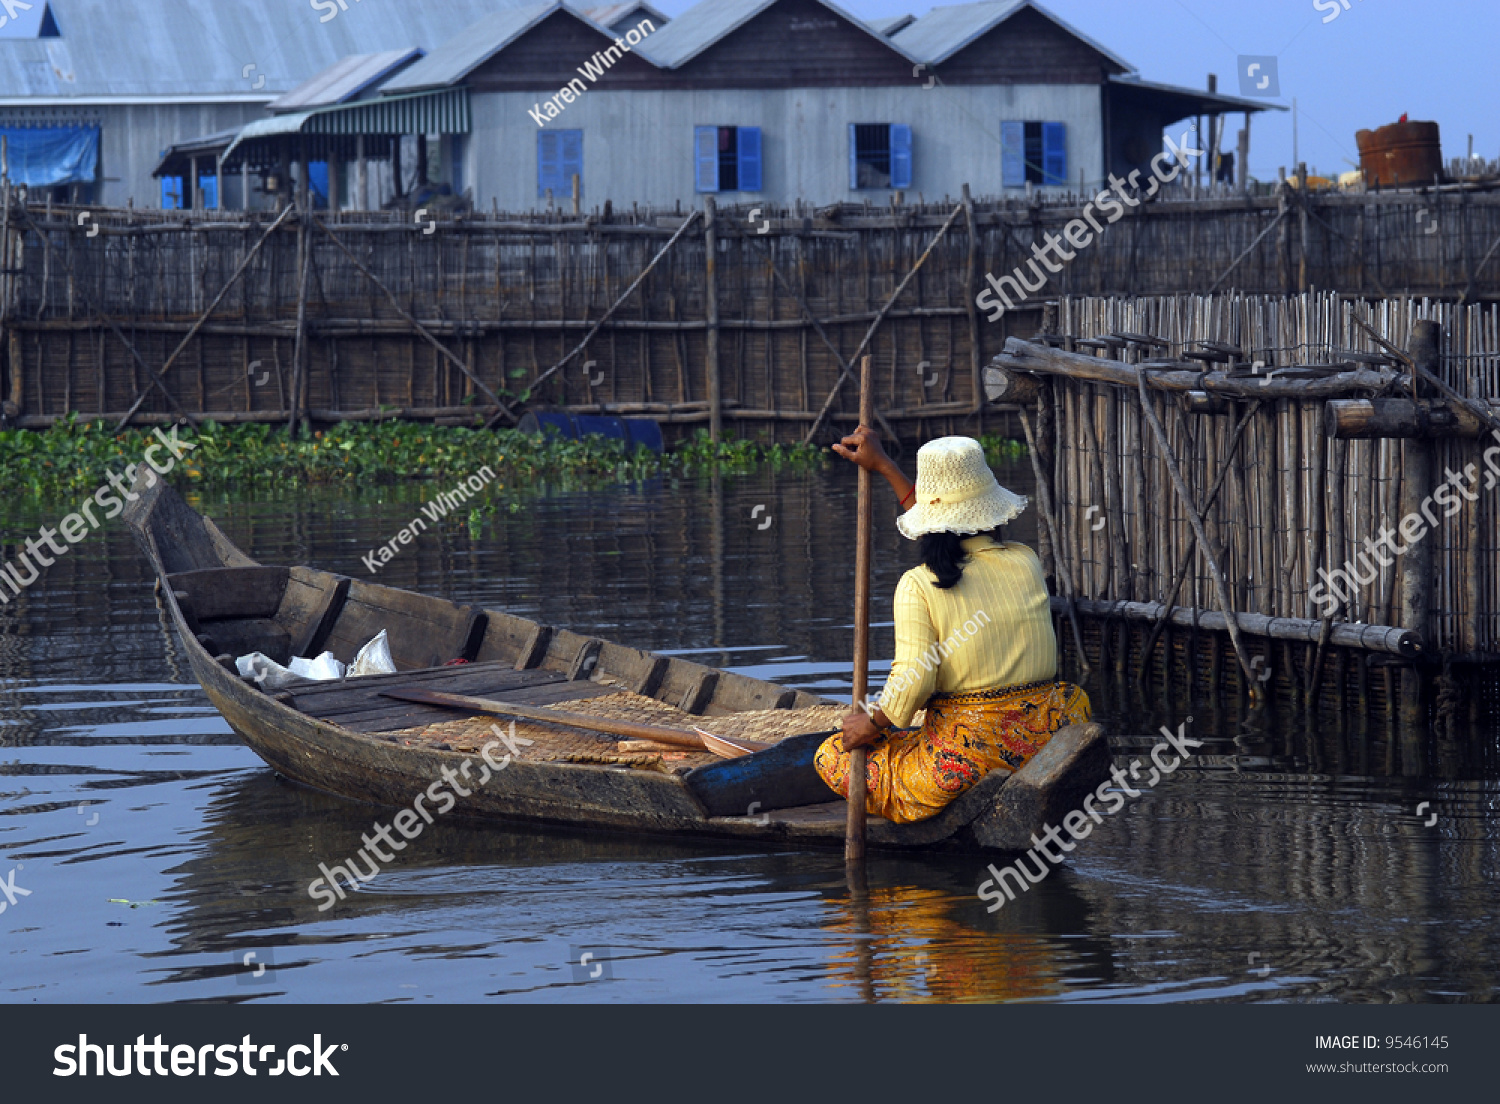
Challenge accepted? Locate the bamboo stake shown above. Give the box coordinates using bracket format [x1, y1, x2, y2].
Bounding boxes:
[485, 210, 704, 428]
[755, 239, 903, 444]
[113, 203, 295, 429]
[287, 217, 311, 435]
[1019, 406, 1091, 673]
[1136, 365, 1262, 697]
[315, 217, 513, 424]
[1209, 209, 1285, 292]
[803, 202, 966, 443]
[1140, 399, 1262, 670]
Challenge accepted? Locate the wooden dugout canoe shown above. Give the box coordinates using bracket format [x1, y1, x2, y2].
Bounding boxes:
[124, 474, 1111, 854]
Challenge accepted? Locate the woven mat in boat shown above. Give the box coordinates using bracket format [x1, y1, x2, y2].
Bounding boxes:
[380, 691, 847, 772]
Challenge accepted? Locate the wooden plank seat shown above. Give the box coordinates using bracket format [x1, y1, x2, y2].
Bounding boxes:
[167, 567, 295, 665]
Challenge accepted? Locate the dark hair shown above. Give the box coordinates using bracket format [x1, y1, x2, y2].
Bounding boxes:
[919, 528, 1003, 589]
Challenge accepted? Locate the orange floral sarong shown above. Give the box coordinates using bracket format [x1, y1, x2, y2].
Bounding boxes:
[813, 680, 1092, 824]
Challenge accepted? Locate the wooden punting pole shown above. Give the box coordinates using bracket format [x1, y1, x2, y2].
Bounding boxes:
[846, 354, 875, 864]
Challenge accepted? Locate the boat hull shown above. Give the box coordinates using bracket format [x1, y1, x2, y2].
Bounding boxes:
[127, 474, 1111, 854]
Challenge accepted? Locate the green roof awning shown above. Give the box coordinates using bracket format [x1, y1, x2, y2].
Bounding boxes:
[223, 87, 469, 165]
[306, 87, 470, 135]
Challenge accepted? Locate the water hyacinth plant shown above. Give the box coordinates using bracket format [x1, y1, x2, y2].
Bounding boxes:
[0, 418, 840, 500]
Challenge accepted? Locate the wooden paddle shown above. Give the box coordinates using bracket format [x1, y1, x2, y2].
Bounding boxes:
[379, 687, 773, 754]
[847, 354, 876, 863]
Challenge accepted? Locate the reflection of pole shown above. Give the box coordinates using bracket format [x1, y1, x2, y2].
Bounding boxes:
[710, 471, 724, 650]
[846, 861, 875, 1003]
[1399, 321, 1439, 736]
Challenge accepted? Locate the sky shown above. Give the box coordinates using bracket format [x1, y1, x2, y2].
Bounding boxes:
[650, 0, 1500, 185]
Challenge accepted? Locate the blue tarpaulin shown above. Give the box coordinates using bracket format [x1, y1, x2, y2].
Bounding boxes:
[0, 125, 99, 187]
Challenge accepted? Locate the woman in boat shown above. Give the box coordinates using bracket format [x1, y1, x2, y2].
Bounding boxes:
[815, 428, 1091, 824]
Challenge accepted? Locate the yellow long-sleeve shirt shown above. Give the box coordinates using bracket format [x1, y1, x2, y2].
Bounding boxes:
[876, 535, 1058, 728]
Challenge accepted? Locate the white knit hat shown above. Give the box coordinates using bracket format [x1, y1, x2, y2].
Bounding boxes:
[895, 437, 1028, 540]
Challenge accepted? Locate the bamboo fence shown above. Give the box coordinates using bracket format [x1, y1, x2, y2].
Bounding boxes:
[993, 289, 1500, 726]
[1, 183, 1499, 441]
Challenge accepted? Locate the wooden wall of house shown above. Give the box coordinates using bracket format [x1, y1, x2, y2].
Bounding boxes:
[672, 0, 916, 89]
[928, 4, 1124, 85]
[466, 10, 666, 94]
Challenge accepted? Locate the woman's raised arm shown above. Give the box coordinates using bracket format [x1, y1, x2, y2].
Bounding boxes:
[831, 425, 916, 511]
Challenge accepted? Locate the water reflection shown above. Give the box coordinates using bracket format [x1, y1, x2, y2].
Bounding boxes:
[0, 465, 1496, 1002]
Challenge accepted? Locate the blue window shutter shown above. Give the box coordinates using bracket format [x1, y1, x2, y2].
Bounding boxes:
[1001, 121, 1025, 186]
[848, 123, 859, 190]
[309, 162, 329, 208]
[694, 126, 718, 193]
[537, 131, 560, 197]
[737, 126, 762, 191]
[1042, 122, 1067, 185]
[161, 175, 183, 209]
[889, 124, 912, 189]
[560, 130, 583, 197]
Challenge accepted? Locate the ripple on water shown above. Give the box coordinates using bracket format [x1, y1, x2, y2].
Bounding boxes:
[0, 470, 1497, 1002]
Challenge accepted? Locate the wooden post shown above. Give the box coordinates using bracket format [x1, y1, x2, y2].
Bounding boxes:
[241, 161, 250, 211]
[1296, 162, 1309, 292]
[571, 172, 580, 216]
[961, 183, 981, 415]
[704, 196, 721, 442]
[1398, 320, 1440, 729]
[416, 135, 428, 190]
[1277, 179, 1292, 294]
[289, 214, 311, 436]
[392, 136, 403, 199]
[7, 329, 21, 416]
[0, 137, 11, 415]
[846, 354, 875, 864]
[189, 155, 200, 210]
[297, 140, 311, 214]
[1206, 75, 1219, 188]
[1237, 119, 1249, 194]
[1194, 112, 1203, 194]
[327, 156, 341, 214]
[355, 134, 367, 213]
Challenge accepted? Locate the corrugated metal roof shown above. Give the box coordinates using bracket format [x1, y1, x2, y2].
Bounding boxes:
[267, 49, 425, 114]
[868, 14, 914, 36]
[894, 0, 1133, 72]
[1108, 74, 1289, 115]
[642, 0, 919, 70]
[152, 128, 240, 177]
[221, 87, 471, 164]
[382, 1, 656, 93]
[381, 3, 559, 93]
[0, 0, 537, 102]
[585, 2, 669, 32]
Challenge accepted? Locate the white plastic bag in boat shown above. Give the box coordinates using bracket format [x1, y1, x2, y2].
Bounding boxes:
[236, 652, 298, 689]
[289, 651, 347, 680]
[348, 630, 397, 677]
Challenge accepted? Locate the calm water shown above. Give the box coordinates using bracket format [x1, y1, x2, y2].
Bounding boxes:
[1, 462, 1497, 1003]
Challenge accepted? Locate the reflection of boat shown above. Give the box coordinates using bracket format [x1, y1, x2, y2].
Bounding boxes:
[124, 474, 1109, 853]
